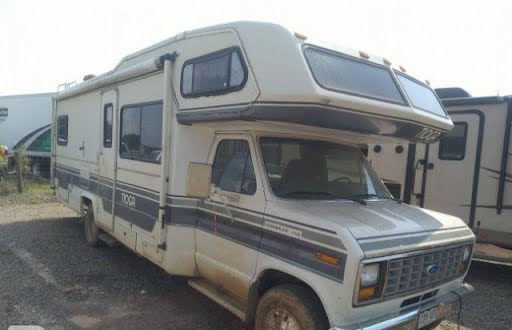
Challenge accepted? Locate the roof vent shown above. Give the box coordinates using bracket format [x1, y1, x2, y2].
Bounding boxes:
[435, 87, 472, 99]
[83, 74, 96, 81]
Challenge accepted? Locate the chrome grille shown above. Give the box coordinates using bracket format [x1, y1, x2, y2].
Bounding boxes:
[384, 245, 466, 296]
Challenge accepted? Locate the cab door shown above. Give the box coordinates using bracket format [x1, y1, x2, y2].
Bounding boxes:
[195, 134, 265, 303]
[95, 90, 117, 231]
[421, 113, 481, 227]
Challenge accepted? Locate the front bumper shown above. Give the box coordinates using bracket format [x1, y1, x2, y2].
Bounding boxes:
[331, 283, 473, 330]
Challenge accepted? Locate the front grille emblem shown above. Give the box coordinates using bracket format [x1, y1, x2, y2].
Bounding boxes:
[426, 264, 439, 275]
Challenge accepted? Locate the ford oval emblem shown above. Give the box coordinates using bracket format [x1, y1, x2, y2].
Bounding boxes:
[426, 265, 439, 274]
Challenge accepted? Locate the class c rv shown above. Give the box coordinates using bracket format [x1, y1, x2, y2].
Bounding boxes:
[368, 87, 512, 250]
[52, 22, 474, 330]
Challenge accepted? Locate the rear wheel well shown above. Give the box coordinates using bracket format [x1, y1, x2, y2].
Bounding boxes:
[246, 269, 328, 325]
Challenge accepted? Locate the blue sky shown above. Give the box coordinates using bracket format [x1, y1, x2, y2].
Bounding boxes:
[1, 0, 511, 97]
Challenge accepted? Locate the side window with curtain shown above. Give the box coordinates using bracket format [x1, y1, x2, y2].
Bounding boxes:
[438, 122, 468, 160]
[212, 140, 256, 195]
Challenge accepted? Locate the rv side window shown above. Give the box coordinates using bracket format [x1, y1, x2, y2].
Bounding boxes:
[212, 140, 256, 195]
[181, 47, 247, 97]
[438, 122, 468, 160]
[120, 102, 162, 163]
[57, 115, 68, 146]
[103, 104, 113, 148]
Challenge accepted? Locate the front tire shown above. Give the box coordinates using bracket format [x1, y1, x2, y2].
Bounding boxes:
[83, 204, 100, 247]
[255, 284, 328, 330]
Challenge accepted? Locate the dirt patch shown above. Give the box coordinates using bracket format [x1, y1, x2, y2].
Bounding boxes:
[0, 203, 242, 330]
[0, 202, 510, 329]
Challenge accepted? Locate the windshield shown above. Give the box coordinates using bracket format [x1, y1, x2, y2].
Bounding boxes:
[260, 137, 392, 201]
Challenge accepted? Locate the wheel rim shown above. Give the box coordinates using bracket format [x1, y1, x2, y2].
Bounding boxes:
[265, 308, 301, 330]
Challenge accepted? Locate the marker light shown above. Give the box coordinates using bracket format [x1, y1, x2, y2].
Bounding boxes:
[399, 65, 407, 72]
[294, 32, 308, 41]
[383, 58, 392, 65]
[426, 80, 431, 86]
[359, 51, 370, 59]
[315, 252, 341, 266]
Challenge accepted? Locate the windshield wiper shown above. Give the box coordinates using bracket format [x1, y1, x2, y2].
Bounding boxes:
[346, 194, 402, 205]
[344, 193, 383, 205]
[282, 191, 342, 200]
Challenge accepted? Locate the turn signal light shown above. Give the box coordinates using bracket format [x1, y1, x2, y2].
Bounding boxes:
[315, 252, 341, 266]
[358, 287, 376, 300]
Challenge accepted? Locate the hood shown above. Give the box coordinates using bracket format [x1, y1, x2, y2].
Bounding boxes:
[266, 199, 469, 240]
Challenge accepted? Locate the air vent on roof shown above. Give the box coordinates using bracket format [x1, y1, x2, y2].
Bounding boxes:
[435, 87, 472, 99]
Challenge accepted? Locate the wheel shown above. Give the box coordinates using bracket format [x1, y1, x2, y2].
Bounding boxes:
[83, 203, 100, 247]
[255, 284, 329, 330]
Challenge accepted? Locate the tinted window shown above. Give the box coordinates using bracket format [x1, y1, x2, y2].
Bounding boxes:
[57, 115, 68, 146]
[182, 48, 247, 97]
[396, 73, 446, 117]
[438, 122, 467, 160]
[120, 103, 162, 163]
[27, 129, 51, 152]
[304, 47, 405, 104]
[103, 104, 113, 148]
[212, 140, 256, 195]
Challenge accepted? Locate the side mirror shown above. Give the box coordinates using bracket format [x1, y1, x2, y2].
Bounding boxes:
[186, 162, 212, 199]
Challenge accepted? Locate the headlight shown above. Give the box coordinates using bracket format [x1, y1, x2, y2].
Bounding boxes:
[463, 245, 472, 262]
[360, 263, 380, 287]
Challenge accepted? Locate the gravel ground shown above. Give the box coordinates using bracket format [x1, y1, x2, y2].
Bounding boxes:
[1, 201, 511, 329]
[0, 203, 242, 329]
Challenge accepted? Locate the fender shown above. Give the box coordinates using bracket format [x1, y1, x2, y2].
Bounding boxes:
[247, 262, 335, 325]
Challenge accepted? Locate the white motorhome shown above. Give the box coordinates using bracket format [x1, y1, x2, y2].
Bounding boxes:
[0, 93, 54, 148]
[52, 22, 474, 329]
[369, 88, 512, 250]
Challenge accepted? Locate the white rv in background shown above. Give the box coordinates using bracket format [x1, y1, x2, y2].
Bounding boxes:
[0, 93, 54, 148]
[53, 22, 474, 329]
[369, 88, 512, 249]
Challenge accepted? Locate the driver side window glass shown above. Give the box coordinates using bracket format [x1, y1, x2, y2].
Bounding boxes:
[212, 140, 256, 195]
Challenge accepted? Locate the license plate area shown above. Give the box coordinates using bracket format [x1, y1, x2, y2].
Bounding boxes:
[418, 304, 453, 328]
